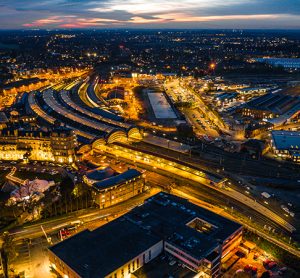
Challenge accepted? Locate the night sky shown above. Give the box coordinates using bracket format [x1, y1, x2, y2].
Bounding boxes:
[1, 0, 300, 29]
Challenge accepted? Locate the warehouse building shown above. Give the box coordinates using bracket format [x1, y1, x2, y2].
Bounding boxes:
[254, 58, 300, 70]
[49, 192, 243, 278]
[270, 130, 300, 162]
[241, 93, 300, 124]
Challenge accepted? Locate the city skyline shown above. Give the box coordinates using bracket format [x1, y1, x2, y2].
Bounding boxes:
[1, 21, 300, 277]
[1, 0, 300, 29]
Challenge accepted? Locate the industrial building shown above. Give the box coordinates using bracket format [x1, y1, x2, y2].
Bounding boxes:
[83, 167, 144, 208]
[270, 130, 300, 162]
[241, 93, 300, 123]
[254, 58, 300, 70]
[49, 192, 243, 278]
[214, 92, 238, 106]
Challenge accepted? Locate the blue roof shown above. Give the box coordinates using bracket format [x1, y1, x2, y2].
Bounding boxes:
[86, 82, 124, 121]
[87, 83, 101, 106]
[86, 167, 115, 181]
[271, 130, 300, 150]
[246, 93, 300, 115]
[216, 92, 237, 101]
[90, 107, 124, 122]
[93, 168, 142, 191]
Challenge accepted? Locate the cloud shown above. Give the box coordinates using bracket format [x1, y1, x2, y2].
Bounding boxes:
[0, 0, 300, 29]
[22, 16, 64, 27]
[88, 0, 244, 15]
[21, 13, 171, 28]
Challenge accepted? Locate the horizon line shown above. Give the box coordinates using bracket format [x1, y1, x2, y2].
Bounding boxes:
[1, 28, 300, 31]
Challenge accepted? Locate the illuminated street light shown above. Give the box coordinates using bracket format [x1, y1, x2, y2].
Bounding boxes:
[209, 63, 216, 70]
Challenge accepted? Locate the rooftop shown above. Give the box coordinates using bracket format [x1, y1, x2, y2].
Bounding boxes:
[49, 218, 161, 278]
[133, 254, 195, 278]
[245, 93, 300, 115]
[93, 168, 142, 191]
[215, 92, 237, 101]
[0, 125, 74, 138]
[49, 193, 242, 277]
[85, 167, 115, 182]
[127, 193, 242, 260]
[0, 112, 8, 123]
[271, 130, 300, 150]
[1, 78, 45, 90]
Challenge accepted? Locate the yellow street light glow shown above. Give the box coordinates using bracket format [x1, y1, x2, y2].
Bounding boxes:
[210, 63, 216, 70]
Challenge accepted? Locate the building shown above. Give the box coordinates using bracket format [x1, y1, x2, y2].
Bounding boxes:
[245, 122, 273, 138]
[0, 78, 49, 108]
[214, 92, 238, 106]
[240, 139, 265, 159]
[270, 130, 300, 162]
[237, 87, 268, 95]
[83, 167, 144, 208]
[0, 112, 8, 129]
[0, 78, 49, 95]
[241, 93, 300, 122]
[0, 126, 77, 163]
[254, 58, 300, 70]
[48, 192, 243, 278]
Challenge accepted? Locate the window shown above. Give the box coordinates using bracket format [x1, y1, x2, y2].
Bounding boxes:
[114, 273, 117, 278]
[132, 261, 135, 271]
[149, 250, 152, 260]
[143, 254, 145, 263]
[128, 264, 130, 274]
[137, 258, 139, 268]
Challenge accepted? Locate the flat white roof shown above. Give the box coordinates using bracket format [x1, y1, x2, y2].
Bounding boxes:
[148, 92, 177, 119]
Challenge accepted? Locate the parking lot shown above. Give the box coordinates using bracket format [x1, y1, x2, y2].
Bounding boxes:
[223, 248, 296, 278]
[12, 233, 61, 278]
[0, 160, 77, 180]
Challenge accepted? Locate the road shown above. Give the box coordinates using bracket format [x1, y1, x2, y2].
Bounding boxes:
[91, 144, 295, 233]
[121, 141, 298, 228]
[7, 170, 300, 278]
[8, 188, 159, 278]
[9, 188, 160, 241]
[171, 188, 300, 258]
[145, 172, 300, 258]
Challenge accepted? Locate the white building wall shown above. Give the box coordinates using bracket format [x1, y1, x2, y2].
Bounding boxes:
[105, 240, 163, 278]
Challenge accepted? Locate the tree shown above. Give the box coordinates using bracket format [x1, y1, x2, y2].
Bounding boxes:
[177, 123, 194, 138]
[72, 183, 86, 198]
[1, 231, 17, 278]
[260, 271, 271, 278]
[60, 177, 75, 196]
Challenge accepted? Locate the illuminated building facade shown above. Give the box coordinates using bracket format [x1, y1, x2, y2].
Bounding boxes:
[0, 78, 49, 108]
[49, 193, 243, 278]
[83, 167, 145, 208]
[0, 126, 77, 164]
[270, 130, 300, 162]
[241, 93, 300, 120]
